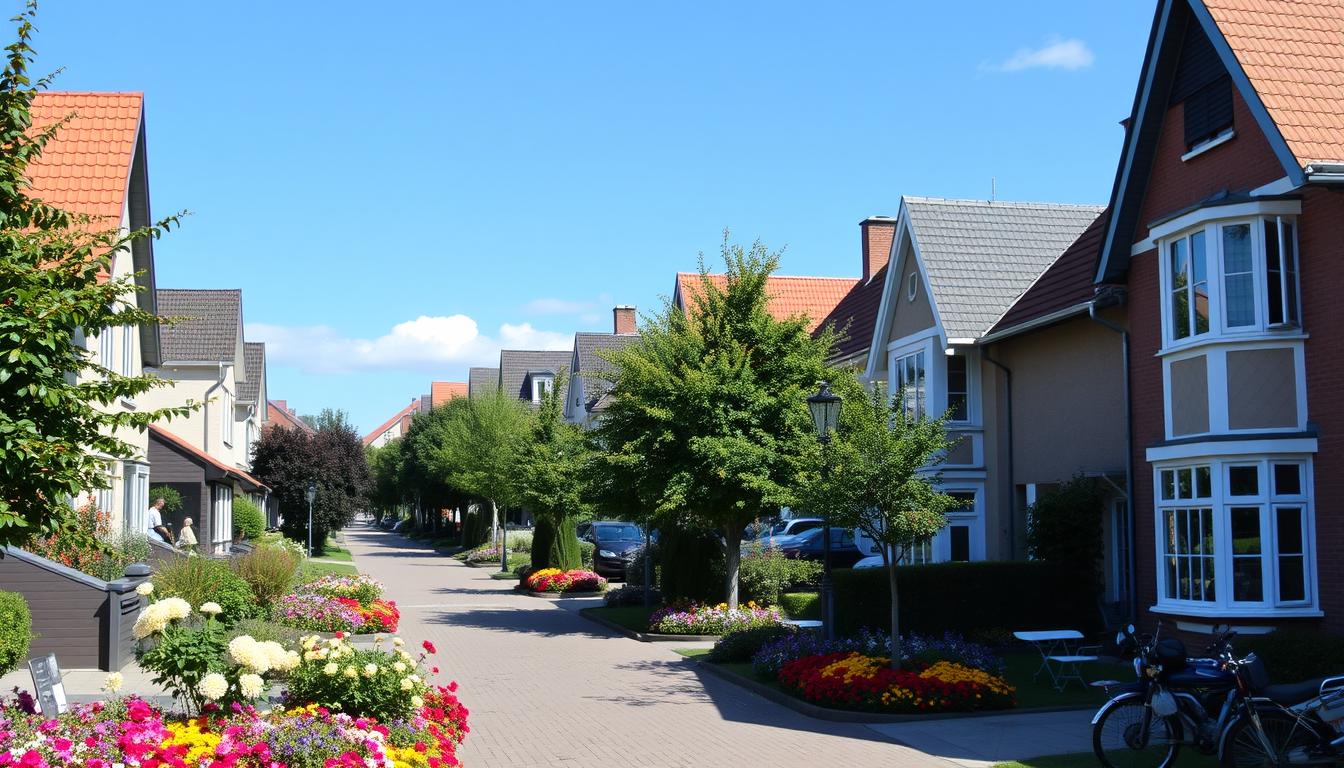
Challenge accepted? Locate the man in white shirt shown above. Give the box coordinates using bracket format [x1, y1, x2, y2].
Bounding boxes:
[147, 498, 172, 543]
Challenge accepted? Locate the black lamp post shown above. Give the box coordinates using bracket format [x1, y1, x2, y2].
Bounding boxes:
[305, 481, 318, 557]
[807, 380, 842, 641]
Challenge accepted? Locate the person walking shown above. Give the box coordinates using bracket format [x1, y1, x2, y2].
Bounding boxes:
[176, 517, 198, 551]
[147, 497, 173, 543]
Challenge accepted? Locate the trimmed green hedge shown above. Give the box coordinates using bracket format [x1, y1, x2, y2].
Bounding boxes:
[232, 497, 265, 541]
[1237, 630, 1344, 682]
[0, 591, 32, 676]
[833, 561, 1097, 640]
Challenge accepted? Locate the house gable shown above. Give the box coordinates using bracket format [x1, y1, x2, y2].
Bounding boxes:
[1096, 0, 1305, 283]
[865, 209, 942, 380]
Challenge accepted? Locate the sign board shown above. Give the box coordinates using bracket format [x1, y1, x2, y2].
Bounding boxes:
[28, 654, 67, 715]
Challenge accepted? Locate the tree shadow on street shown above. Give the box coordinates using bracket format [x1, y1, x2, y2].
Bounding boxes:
[419, 606, 617, 640]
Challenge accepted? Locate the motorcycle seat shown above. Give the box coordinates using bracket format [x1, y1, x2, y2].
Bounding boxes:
[1258, 678, 1327, 706]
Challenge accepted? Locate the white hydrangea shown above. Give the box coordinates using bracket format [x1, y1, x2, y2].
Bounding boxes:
[199, 602, 223, 616]
[135, 582, 154, 597]
[158, 597, 192, 621]
[260, 641, 294, 673]
[343, 666, 357, 678]
[411, 695, 423, 708]
[132, 607, 168, 639]
[393, 662, 407, 674]
[392, 638, 405, 648]
[238, 673, 265, 699]
[198, 673, 228, 701]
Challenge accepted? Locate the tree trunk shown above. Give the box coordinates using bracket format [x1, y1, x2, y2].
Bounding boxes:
[723, 523, 743, 609]
[491, 500, 500, 548]
[887, 543, 902, 670]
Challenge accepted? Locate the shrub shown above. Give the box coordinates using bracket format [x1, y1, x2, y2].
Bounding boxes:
[232, 546, 300, 607]
[551, 517, 582, 571]
[299, 573, 383, 604]
[226, 618, 304, 649]
[530, 518, 556, 571]
[261, 534, 307, 561]
[579, 539, 595, 569]
[23, 495, 148, 581]
[153, 556, 261, 625]
[0, 591, 32, 676]
[658, 528, 724, 603]
[1026, 476, 1108, 595]
[284, 634, 437, 722]
[148, 485, 184, 516]
[739, 544, 822, 606]
[779, 592, 820, 620]
[831, 561, 1096, 637]
[649, 602, 782, 635]
[232, 497, 266, 541]
[1238, 630, 1344, 683]
[603, 584, 661, 607]
[709, 625, 799, 663]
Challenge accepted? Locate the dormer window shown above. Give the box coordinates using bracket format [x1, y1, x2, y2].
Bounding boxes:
[531, 375, 553, 403]
[1159, 213, 1301, 348]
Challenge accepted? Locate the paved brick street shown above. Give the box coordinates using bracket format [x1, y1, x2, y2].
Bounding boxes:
[344, 527, 959, 768]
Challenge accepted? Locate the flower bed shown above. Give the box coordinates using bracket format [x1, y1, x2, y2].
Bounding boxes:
[750, 628, 1004, 677]
[649, 602, 782, 635]
[0, 687, 469, 767]
[778, 652, 1015, 714]
[276, 575, 398, 634]
[524, 568, 607, 593]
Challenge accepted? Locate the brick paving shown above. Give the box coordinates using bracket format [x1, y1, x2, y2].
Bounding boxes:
[345, 526, 958, 768]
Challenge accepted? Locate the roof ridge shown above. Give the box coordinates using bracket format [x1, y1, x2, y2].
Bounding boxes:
[40, 90, 144, 97]
[904, 196, 1105, 211]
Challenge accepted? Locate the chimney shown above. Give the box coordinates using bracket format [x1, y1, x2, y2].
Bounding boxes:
[274, 400, 287, 412]
[613, 305, 637, 335]
[860, 216, 897, 283]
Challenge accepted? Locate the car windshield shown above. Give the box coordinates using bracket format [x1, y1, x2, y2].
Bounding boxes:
[762, 522, 790, 536]
[594, 523, 642, 541]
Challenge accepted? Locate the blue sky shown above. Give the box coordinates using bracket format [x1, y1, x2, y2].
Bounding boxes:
[36, 2, 1153, 434]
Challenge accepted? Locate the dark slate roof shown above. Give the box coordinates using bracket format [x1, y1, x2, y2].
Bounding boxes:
[468, 367, 499, 398]
[815, 264, 886, 365]
[573, 332, 640, 410]
[904, 198, 1104, 339]
[238, 342, 265, 403]
[157, 289, 241, 362]
[989, 211, 1109, 335]
[498, 350, 570, 406]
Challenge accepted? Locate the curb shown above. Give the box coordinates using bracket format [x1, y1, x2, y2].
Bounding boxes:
[578, 608, 721, 643]
[692, 659, 1096, 724]
[520, 589, 607, 599]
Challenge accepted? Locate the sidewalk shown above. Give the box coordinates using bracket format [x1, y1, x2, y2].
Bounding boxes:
[0, 663, 173, 707]
[866, 709, 1095, 768]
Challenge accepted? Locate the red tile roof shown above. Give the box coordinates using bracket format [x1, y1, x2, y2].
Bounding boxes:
[674, 273, 859, 333]
[27, 92, 142, 225]
[430, 381, 467, 408]
[989, 211, 1108, 335]
[265, 400, 315, 435]
[1205, 0, 1344, 166]
[362, 400, 421, 447]
[148, 424, 268, 491]
[815, 266, 887, 364]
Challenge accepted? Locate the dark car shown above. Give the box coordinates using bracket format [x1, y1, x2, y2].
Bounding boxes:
[584, 521, 645, 579]
[776, 527, 865, 569]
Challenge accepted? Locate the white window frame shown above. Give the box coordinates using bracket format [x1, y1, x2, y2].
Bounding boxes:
[212, 484, 233, 544]
[98, 327, 115, 377]
[531, 375, 553, 404]
[1152, 456, 1317, 617]
[897, 484, 984, 565]
[120, 324, 134, 376]
[1157, 213, 1302, 353]
[891, 348, 927, 419]
[1161, 340, 1307, 440]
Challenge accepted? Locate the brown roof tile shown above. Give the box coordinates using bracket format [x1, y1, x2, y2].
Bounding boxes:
[989, 211, 1109, 334]
[815, 266, 886, 364]
[1205, 0, 1344, 165]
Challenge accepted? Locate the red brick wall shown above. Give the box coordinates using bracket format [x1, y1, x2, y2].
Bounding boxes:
[1129, 249, 1163, 623]
[860, 218, 896, 283]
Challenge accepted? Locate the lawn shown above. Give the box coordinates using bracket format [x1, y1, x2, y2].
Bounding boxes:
[299, 559, 358, 580]
[319, 544, 353, 562]
[995, 752, 1216, 768]
[584, 605, 655, 633]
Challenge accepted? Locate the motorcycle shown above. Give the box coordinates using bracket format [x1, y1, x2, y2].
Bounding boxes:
[1218, 661, 1344, 767]
[1093, 623, 1265, 768]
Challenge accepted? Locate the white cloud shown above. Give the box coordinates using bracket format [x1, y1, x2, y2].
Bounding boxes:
[522, 298, 594, 315]
[988, 38, 1094, 72]
[247, 315, 573, 374]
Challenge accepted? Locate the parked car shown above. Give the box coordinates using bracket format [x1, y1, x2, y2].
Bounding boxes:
[776, 527, 865, 569]
[754, 517, 823, 544]
[583, 521, 645, 579]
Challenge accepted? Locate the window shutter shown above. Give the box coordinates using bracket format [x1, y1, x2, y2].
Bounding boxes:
[1184, 76, 1233, 149]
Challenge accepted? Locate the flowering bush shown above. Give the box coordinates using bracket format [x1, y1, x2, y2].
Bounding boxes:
[300, 574, 384, 604]
[22, 496, 150, 582]
[133, 583, 299, 715]
[0, 687, 470, 768]
[649, 601, 782, 635]
[283, 634, 436, 723]
[778, 652, 1015, 713]
[277, 593, 367, 633]
[524, 568, 608, 593]
[335, 597, 400, 632]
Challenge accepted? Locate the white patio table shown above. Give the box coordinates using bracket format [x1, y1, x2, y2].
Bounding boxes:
[1013, 629, 1096, 691]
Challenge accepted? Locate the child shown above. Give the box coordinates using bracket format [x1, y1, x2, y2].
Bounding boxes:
[177, 517, 198, 550]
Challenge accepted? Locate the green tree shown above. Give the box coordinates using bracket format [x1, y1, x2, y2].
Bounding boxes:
[366, 440, 406, 520]
[517, 380, 589, 570]
[594, 234, 832, 607]
[0, 5, 192, 546]
[1025, 475, 1108, 595]
[802, 380, 962, 668]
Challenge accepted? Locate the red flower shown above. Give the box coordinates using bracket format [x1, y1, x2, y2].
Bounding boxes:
[423, 640, 437, 654]
[335, 631, 346, 639]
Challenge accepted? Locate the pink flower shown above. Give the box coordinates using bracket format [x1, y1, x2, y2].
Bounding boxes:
[423, 641, 437, 654]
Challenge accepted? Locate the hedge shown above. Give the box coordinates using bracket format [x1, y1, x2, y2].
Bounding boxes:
[658, 528, 724, 603]
[232, 497, 266, 541]
[833, 561, 1097, 640]
[0, 591, 32, 676]
[1237, 629, 1344, 683]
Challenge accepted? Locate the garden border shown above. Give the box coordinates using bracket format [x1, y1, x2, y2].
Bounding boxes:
[692, 658, 1095, 724]
[579, 607, 720, 642]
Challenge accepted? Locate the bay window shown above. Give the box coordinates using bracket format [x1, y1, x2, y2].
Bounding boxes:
[1155, 457, 1314, 613]
[946, 353, 968, 421]
[1160, 215, 1301, 346]
[894, 349, 926, 418]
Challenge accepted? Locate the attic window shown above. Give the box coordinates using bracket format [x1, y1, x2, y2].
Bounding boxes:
[1183, 76, 1233, 152]
[531, 375, 553, 403]
[907, 272, 918, 302]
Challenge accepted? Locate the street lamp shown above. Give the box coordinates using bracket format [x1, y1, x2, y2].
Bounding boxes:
[807, 380, 842, 641]
[305, 481, 317, 558]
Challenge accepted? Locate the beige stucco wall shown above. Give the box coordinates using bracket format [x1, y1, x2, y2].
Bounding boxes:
[139, 364, 235, 461]
[1169, 355, 1210, 436]
[1226, 347, 1297, 429]
[990, 315, 1127, 484]
[888, 244, 937, 343]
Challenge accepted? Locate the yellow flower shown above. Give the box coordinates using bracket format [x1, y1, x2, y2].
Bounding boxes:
[323, 662, 339, 676]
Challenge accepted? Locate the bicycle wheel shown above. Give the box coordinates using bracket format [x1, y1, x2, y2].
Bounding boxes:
[1221, 711, 1320, 768]
[1093, 698, 1183, 768]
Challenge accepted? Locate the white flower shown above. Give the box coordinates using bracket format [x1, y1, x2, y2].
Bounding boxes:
[135, 582, 154, 597]
[277, 650, 301, 673]
[260, 641, 292, 672]
[103, 672, 123, 693]
[363, 663, 379, 678]
[199, 602, 222, 616]
[393, 662, 407, 673]
[323, 662, 339, 676]
[198, 673, 228, 701]
[411, 695, 423, 708]
[399, 677, 414, 691]
[228, 636, 270, 674]
[343, 666, 357, 678]
[392, 638, 405, 647]
[238, 673, 265, 699]
[132, 608, 167, 639]
[158, 597, 192, 621]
